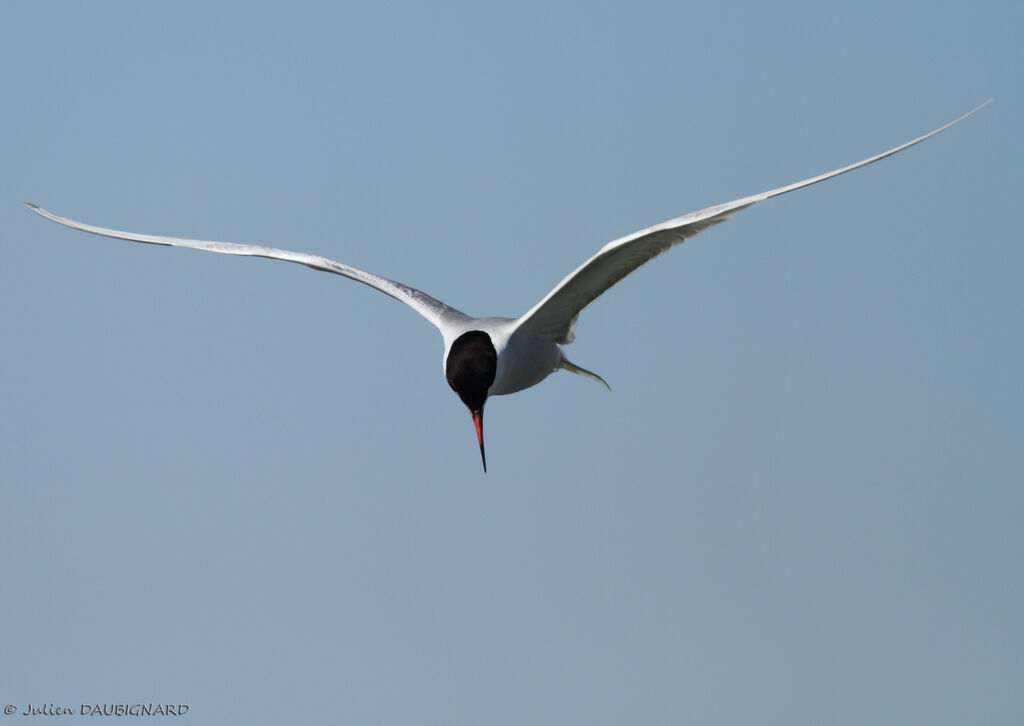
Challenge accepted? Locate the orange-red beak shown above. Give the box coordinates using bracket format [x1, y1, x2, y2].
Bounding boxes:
[472, 408, 486, 472]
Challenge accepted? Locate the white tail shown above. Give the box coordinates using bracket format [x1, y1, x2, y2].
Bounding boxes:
[560, 356, 611, 390]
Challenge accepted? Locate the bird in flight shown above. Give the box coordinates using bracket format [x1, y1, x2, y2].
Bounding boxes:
[27, 101, 990, 471]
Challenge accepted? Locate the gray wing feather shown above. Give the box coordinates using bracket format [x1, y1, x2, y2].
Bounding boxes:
[516, 100, 992, 344]
[25, 203, 470, 330]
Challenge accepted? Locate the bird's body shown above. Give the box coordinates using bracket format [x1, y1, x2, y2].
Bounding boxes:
[464, 319, 558, 396]
[447, 318, 593, 396]
[27, 101, 991, 470]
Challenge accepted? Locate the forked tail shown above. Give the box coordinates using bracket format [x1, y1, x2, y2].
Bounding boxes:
[559, 355, 611, 390]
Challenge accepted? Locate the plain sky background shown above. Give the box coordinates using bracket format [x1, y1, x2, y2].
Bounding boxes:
[1, 1, 1020, 723]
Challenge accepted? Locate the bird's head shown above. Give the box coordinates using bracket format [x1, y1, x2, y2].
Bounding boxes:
[445, 330, 497, 472]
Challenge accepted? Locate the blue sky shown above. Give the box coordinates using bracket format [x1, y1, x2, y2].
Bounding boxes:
[2, 1, 1021, 723]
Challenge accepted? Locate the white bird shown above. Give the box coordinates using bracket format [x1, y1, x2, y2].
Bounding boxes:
[27, 101, 990, 471]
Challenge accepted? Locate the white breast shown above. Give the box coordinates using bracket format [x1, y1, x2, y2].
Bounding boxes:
[440, 317, 562, 397]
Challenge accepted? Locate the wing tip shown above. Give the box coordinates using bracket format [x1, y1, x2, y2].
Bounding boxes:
[25, 202, 58, 224]
[961, 98, 995, 121]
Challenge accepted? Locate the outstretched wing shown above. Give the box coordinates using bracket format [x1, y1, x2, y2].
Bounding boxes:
[516, 100, 992, 344]
[26, 203, 470, 331]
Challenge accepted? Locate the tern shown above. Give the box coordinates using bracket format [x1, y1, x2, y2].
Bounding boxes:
[27, 101, 990, 471]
